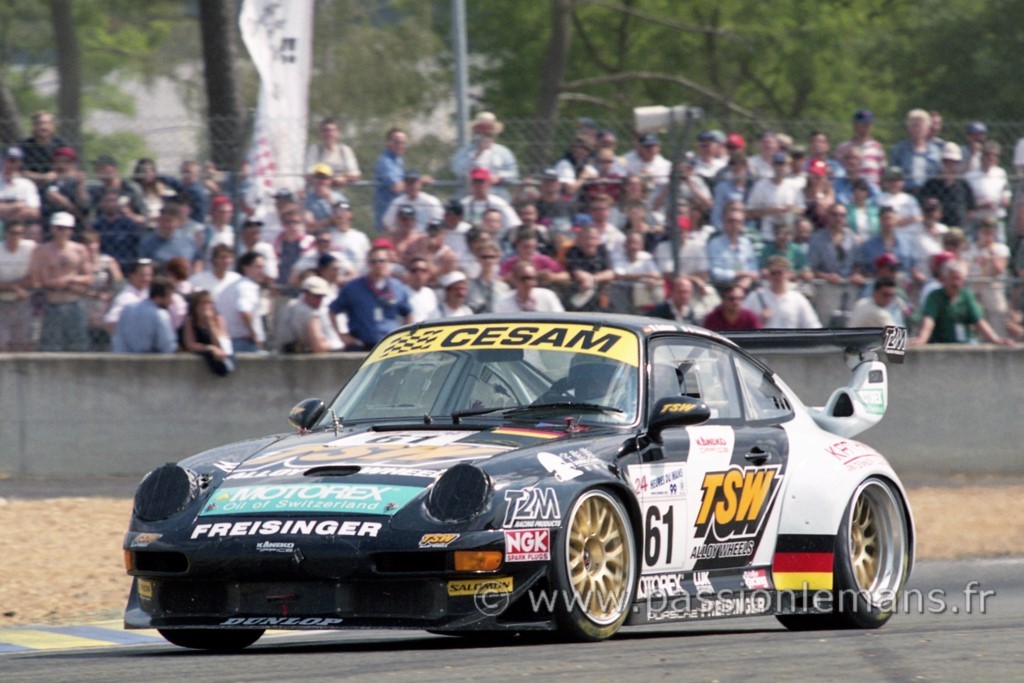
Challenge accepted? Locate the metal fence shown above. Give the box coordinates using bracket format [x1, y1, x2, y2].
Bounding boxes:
[14, 114, 1024, 184]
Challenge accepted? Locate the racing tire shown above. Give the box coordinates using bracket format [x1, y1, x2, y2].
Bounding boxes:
[157, 628, 265, 651]
[551, 488, 637, 641]
[776, 477, 910, 631]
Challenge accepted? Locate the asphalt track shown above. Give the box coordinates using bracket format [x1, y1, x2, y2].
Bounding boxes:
[1, 557, 1020, 682]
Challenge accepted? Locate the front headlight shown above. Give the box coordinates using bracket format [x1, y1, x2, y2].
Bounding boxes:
[427, 463, 491, 522]
[133, 463, 200, 522]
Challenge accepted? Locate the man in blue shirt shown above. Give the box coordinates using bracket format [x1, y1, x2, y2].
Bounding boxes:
[329, 246, 412, 350]
[139, 204, 197, 267]
[111, 277, 176, 353]
[374, 128, 407, 232]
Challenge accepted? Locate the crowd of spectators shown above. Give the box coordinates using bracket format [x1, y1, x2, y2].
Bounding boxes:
[2, 107, 1021, 363]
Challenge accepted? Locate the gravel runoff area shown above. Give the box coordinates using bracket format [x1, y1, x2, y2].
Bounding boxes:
[1, 483, 1022, 628]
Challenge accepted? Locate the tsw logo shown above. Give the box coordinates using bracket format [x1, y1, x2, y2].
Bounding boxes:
[694, 466, 782, 541]
[503, 487, 561, 528]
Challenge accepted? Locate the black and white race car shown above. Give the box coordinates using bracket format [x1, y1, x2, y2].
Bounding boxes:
[124, 314, 911, 649]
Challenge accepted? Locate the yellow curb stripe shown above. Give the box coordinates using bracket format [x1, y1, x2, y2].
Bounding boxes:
[0, 630, 116, 650]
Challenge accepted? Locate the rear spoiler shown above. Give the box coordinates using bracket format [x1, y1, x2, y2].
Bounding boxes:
[722, 326, 906, 364]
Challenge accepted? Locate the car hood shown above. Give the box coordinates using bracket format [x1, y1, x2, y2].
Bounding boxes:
[211, 424, 590, 483]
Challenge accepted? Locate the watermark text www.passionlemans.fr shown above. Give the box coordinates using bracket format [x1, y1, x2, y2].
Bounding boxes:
[472, 581, 997, 619]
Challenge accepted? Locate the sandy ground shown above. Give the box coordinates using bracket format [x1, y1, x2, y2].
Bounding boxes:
[1, 487, 1022, 628]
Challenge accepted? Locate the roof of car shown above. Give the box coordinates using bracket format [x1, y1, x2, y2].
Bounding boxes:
[403, 312, 737, 347]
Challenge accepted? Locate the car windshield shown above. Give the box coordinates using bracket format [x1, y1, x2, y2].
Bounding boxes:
[324, 321, 641, 426]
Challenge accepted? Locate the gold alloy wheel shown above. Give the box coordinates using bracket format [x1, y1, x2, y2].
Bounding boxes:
[566, 490, 634, 625]
[846, 480, 908, 604]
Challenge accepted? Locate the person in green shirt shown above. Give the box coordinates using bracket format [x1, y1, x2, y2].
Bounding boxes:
[912, 260, 1012, 345]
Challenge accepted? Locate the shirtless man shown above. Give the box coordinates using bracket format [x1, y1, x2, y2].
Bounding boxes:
[28, 211, 91, 350]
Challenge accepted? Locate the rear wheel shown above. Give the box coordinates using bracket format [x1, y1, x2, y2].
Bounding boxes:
[551, 489, 636, 641]
[158, 628, 264, 651]
[777, 477, 910, 631]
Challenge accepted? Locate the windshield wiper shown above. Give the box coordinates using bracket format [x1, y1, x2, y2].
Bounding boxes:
[503, 402, 623, 415]
[451, 406, 521, 423]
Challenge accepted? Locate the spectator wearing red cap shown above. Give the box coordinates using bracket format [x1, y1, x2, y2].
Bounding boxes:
[460, 167, 520, 234]
[806, 130, 844, 181]
[802, 156, 836, 230]
[835, 110, 887, 187]
[41, 144, 89, 228]
[19, 111, 70, 189]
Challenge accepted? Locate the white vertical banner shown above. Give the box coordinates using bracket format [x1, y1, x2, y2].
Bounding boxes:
[239, 0, 314, 210]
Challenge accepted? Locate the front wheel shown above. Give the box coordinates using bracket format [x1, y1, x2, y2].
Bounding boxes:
[158, 628, 265, 651]
[551, 489, 637, 641]
[777, 477, 910, 631]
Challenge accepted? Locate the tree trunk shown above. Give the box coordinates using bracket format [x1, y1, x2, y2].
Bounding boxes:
[0, 70, 23, 144]
[198, 0, 246, 173]
[536, 0, 574, 163]
[49, 0, 81, 148]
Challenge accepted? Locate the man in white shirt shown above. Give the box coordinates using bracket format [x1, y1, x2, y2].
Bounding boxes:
[189, 243, 241, 299]
[964, 141, 1010, 241]
[746, 152, 804, 241]
[623, 133, 671, 201]
[493, 261, 564, 313]
[0, 221, 36, 350]
[743, 256, 821, 329]
[0, 147, 41, 224]
[381, 170, 443, 233]
[218, 251, 266, 352]
[404, 256, 438, 322]
[103, 258, 154, 332]
[461, 168, 520, 231]
[430, 270, 474, 318]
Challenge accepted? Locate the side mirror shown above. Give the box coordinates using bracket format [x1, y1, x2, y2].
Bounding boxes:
[648, 397, 711, 443]
[288, 398, 326, 432]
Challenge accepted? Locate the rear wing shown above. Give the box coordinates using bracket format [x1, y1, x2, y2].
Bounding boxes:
[722, 326, 906, 364]
[723, 326, 907, 438]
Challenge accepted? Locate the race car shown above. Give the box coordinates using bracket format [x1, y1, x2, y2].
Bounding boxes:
[123, 314, 912, 650]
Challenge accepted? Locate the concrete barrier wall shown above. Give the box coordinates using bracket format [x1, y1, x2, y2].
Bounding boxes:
[0, 347, 1019, 479]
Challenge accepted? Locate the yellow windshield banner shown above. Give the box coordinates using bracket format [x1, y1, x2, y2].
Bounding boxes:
[366, 322, 640, 367]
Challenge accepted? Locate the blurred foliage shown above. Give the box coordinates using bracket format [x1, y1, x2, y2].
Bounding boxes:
[1, 0, 1023, 167]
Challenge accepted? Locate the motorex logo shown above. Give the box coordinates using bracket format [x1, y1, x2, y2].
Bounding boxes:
[200, 483, 422, 516]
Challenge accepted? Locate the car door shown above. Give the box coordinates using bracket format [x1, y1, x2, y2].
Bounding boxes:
[631, 337, 792, 582]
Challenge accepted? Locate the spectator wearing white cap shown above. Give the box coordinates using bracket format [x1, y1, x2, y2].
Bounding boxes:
[28, 211, 91, 351]
[451, 112, 520, 199]
[275, 275, 333, 354]
[0, 147, 41, 224]
[430, 271, 473, 318]
[919, 142, 976, 231]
